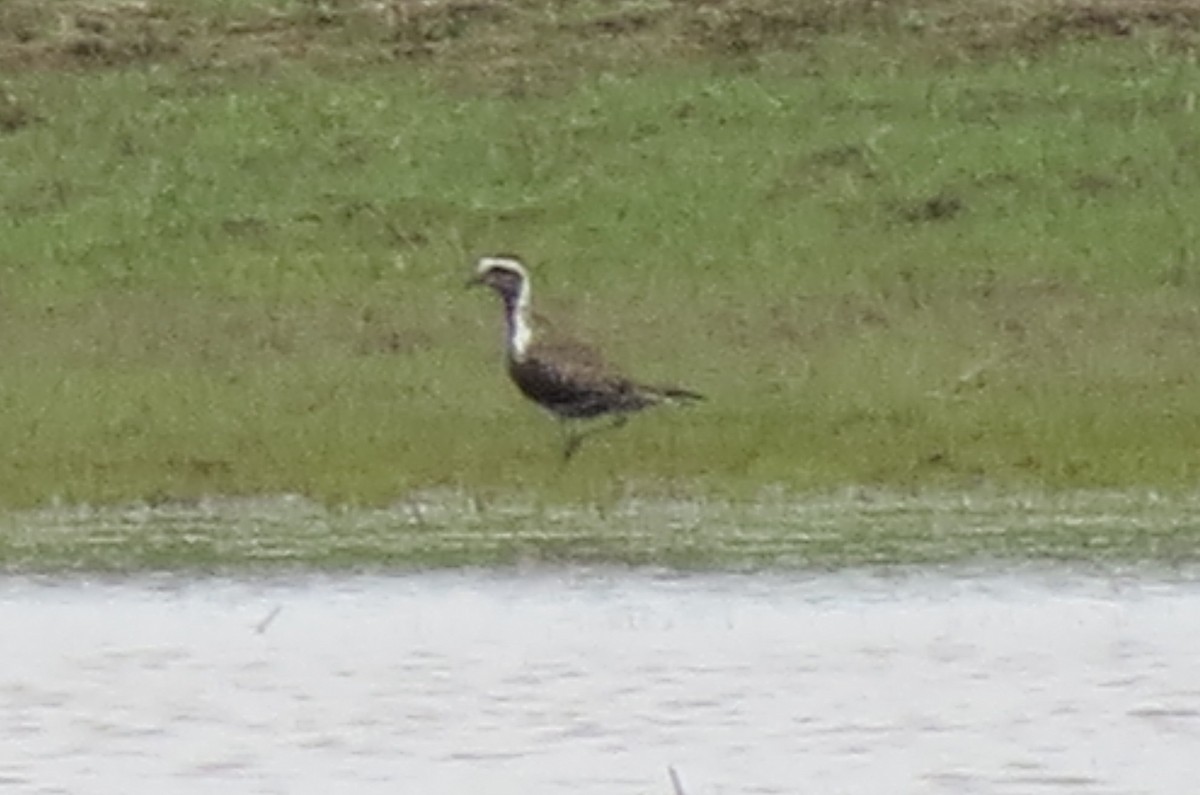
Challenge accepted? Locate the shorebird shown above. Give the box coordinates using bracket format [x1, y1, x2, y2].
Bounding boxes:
[468, 254, 703, 460]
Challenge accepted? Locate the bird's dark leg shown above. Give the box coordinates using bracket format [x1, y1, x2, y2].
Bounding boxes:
[559, 415, 630, 463]
[562, 432, 584, 462]
[558, 421, 583, 463]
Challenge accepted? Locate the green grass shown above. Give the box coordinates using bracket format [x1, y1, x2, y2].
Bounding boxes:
[1, 0, 1200, 510]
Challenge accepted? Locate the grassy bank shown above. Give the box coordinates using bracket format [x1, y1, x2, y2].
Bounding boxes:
[1, 0, 1199, 509]
[3, 491, 1198, 571]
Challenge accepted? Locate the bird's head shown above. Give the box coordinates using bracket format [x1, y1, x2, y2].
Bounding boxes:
[467, 255, 530, 308]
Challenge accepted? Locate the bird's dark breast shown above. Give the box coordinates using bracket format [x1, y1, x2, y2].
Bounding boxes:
[508, 356, 653, 419]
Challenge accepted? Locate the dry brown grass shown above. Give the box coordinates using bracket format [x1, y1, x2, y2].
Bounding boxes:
[2, 0, 1197, 77]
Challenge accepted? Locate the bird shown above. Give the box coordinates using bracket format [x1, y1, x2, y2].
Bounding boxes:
[468, 254, 703, 460]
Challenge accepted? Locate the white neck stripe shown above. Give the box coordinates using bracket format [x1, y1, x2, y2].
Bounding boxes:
[509, 278, 532, 358]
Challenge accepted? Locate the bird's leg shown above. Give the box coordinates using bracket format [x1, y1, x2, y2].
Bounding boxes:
[559, 415, 629, 463]
[562, 432, 584, 462]
[559, 421, 584, 463]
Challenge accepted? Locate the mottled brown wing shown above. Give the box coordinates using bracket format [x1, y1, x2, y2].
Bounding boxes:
[525, 337, 613, 381]
[510, 332, 660, 419]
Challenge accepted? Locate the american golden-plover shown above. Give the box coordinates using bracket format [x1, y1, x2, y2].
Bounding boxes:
[468, 254, 703, 460]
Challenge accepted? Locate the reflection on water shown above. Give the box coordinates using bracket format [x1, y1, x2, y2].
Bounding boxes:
[2, 568, 1199, 794]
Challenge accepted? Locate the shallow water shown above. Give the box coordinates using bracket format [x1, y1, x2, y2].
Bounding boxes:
[3, 568, 1200, 794]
